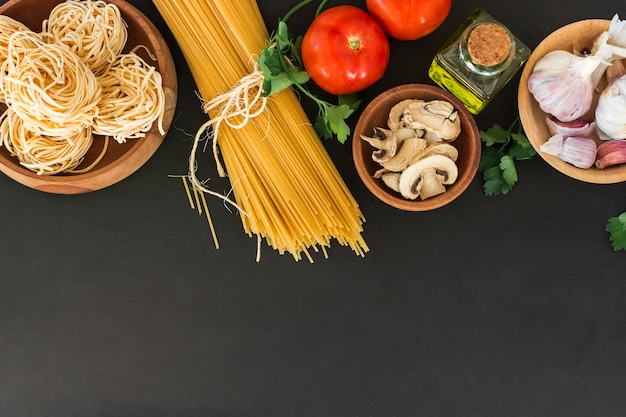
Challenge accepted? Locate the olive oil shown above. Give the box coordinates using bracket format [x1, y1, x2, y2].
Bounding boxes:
[428, 9, 531, 115]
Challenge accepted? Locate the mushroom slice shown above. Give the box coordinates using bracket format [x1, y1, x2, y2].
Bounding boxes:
[360, 127, 398, 152]
[418, 168, 448, 199]
[399, 154, 458, 200]
[405, 100, 461, 141]
[394, 127, 421, 142]
[380, 172, 401, 193]
[416, 142, 459, 162]
[379, 137, 428, 172]
[373, 167, 390, 179]
[422, 129, 444, 144]
[387, 99, 423, 130]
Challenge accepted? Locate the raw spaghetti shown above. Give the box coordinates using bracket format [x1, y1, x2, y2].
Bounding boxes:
[152, 0, 369, 261]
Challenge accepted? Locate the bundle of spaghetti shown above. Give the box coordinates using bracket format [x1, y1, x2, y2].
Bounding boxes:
[3, 30, 101, 137]
[152, 0, 369, 261]
[93, 52, 166, 143]
[0, 108, 96, 175]
[43, 0, 128, 75]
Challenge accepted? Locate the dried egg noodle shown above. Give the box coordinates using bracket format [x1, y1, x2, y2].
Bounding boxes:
[152, 0, 369, 261]
[43, 0, 128, 75]
[3, 30, 101, 137]
[0, 108, 99, 175]
[0, 18, 33, 103]
[93, 52, 166, 143]
[0, 15, 29, 59]
[0, 0, 166, 176]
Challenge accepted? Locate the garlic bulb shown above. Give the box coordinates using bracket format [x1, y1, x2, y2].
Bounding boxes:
[528, 50, 608, 122]
[540, 134, 598, 169]
[528, 14, 626, 122]
[595, 59, 626, 140]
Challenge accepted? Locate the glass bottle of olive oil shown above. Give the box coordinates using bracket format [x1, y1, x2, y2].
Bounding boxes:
[428, 9, 531, 115]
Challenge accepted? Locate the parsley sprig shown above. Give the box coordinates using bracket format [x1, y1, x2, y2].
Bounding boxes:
[257, 0, 361, 144]
[478, 117, 536, 196]
[606, 212, 626, 252]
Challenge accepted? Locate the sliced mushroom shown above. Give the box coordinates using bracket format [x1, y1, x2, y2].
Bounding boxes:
[380, 172, 401, 193]
[404, 100, 461, 141]
[415, 142, 459, 162]
[419, 169, 448, 199]
[399, 154, 458, 200]
[394, 127, 421, 141]
[360, 127, 398, 152]
[378, 137, 428, 172]
[387, 99, 423, 130]
[422, 129, 444, 145]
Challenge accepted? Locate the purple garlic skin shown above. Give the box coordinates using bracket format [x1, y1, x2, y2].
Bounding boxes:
[546, 116, 596, 137]
[540, 134, 598, 169]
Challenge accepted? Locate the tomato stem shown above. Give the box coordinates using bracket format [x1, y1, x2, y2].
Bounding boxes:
[314, 0, 328, 18]
[282, 0, 312, 22]
[281, 0, 328, 23]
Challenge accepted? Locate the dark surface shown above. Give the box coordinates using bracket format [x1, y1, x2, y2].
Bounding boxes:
[2, 0, 626, 416]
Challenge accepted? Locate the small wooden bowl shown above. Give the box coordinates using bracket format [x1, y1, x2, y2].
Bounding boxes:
[518, 19, 626, 184]
[352, 84, 481, 211]
[0, 0, 177, 194]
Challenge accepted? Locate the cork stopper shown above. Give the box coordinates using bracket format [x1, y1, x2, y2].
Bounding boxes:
[467, 23, 511, 67]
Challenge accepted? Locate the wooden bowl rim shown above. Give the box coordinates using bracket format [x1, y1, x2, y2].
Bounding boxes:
[352, 83, 481, 211]
[0, 0, 178, 194]
[518, 18, 626, 184]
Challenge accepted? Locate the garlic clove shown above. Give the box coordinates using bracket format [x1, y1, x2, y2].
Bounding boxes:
[546, 115, 596, 137]
[596, 139, 626, 169]
[540, 134, 598, 169]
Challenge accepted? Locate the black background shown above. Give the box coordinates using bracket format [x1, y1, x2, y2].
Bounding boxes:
[2, 0, 626, 416]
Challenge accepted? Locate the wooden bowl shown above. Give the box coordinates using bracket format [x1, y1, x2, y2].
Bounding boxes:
[352, 83, 481, 211]
[518, 19, 626, 184]
[0, 0, 177, 194]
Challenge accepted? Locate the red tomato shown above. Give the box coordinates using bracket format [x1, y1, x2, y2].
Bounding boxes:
[301, 5, 390, 96]
[366, 0, 452, 41]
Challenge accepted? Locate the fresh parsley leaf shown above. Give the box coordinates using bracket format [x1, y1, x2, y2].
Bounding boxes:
[508, 142, 536, 160]
[478, 146, 503, 173]
[478, 117, 534, 196]
[480, 124, 509, 146]
[483, 165, 512, 196]
[606, 212, 626, 252]
[499, 155, 518, 186]
[511, 132, 532, 148]
[322, 103, 354, 144]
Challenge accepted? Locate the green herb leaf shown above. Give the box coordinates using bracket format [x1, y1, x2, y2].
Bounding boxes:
[511, 132, 532, 148]
[508, 141, 536, 161]
[480, 124, 510, 147]
[482, 165, 512, 196]
[479, 117, 534, 196]
[499, 155, 518, 186]
[606, 212, 626, 252]
[478, 146, 503, 173]
[322, 103, 354, 144]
